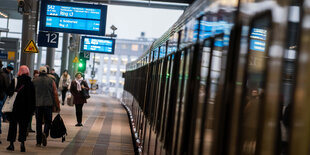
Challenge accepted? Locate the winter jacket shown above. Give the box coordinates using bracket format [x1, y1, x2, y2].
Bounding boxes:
[6, 75, 35, 118]
[33, 73, 55, 107]
[70, 80, 89, 104]
[59, 74, 71, 90]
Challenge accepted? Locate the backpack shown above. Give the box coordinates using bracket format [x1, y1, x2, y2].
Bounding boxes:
[50, 114, 67, 142]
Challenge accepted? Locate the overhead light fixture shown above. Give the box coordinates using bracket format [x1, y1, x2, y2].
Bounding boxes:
[0, 11, 8, 18]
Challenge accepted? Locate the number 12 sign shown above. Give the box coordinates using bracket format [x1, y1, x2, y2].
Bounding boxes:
[38, 31, 59, 48]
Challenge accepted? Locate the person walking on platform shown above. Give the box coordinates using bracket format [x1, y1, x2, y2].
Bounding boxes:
[51, 68, 60, 88]
[59, 70, 71, 105]
[6, 65, 35, 152]
[70, 73, 89, 127]
[0, 60, 10, 144]
[33, 66, 59, 147]
[1, 64, 14, 123]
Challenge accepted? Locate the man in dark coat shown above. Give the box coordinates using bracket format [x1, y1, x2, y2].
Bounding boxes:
[32, 66, 56, 147]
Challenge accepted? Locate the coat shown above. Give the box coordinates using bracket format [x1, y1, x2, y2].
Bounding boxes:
[70, 80, 89, 105]
[32, 74, 56, 107]
[6, 74, 35, 119]
[58, 74, 71, 90]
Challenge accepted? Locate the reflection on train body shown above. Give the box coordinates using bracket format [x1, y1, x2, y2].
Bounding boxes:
[121, 0, 310, 155]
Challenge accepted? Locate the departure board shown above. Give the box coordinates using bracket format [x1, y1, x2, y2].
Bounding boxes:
[81, 36, 115, 54]
[40, 1, 107, 36]
[249, 28, 267, 52]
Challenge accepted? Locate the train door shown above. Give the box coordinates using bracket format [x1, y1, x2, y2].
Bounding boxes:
[234, 1, 289, 155]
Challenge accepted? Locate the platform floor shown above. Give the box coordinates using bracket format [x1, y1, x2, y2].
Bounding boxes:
[0, 95, 134, 155]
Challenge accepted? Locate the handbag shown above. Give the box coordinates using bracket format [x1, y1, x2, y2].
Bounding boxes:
[2, 78, 18, 113]
[66, 94, 74, 106]
[81, 81, 90, 99]
[82, 88, 90, 99]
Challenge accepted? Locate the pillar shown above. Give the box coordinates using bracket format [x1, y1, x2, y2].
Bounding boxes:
[45, 47, 55, 69]
[60, 33, 69, 73]
[20, 0, 38, 75]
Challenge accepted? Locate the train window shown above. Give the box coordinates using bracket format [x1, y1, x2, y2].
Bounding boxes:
[168, 32, 179, 54]
[180, 18, 196, 49]
[191, 37, 214, 155]
[171, 48, 187, 154]
[201, 34, 224, 155]
[155, 56, 169, 134]
[176, 45, 195, 155]
[160, 45, 166, 58]
[239, 11, 272, 155]
[160, 54, 173, 142]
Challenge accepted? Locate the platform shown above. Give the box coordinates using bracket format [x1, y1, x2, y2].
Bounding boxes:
[0, 95, 134, 155]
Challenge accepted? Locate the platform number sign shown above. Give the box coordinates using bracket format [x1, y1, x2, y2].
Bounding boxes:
[38, 31, 59, 48]
[79, 52, 90, 60]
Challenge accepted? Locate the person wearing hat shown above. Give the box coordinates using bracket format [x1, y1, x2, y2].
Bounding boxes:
[32, 66, 60, 147]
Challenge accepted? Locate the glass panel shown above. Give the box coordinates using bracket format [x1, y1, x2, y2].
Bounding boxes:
[171, 50, 186, 154]
[202, 35, 224, 155]
[240, 12, 272, 155]
[194, 39, 212, 154]
[176, 47, 192, 155]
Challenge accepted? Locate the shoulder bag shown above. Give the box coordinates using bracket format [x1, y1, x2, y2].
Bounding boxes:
[2, 78, 18, 113]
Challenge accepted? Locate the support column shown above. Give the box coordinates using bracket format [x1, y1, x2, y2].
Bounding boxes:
[60, 33, 69, 73]
[20, 0, 38, 75]
[46, 47, 55, 69]
[36, 47, 42, 69]
[68, 34, 80, 78]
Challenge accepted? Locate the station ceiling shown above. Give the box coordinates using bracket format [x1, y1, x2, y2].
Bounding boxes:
[0, 0, 191, 21]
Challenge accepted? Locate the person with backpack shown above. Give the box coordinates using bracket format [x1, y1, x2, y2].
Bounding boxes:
[70, 72, 89, 127]
[6, 65, 35, 152]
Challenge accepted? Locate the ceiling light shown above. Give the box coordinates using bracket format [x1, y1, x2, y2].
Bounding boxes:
[0, 11, 8, 18]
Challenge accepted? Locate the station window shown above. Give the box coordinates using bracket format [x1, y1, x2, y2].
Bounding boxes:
[131, 44, 139, 51]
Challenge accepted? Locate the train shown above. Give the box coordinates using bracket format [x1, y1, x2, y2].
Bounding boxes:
[121, 0, 309, 154]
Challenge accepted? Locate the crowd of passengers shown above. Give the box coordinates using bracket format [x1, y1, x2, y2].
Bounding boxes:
[0, 60, 89, 152]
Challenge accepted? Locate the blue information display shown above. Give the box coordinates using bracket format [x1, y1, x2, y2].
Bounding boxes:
[81, 36, 115, 54]
[40, 1, 107, 36]
[249, 28, 267, 52]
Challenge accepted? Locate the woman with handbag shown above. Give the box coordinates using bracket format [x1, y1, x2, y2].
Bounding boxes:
[6, 65, 35, 152]
[70, 72, 89, 127]
[58, 70, 71, 105]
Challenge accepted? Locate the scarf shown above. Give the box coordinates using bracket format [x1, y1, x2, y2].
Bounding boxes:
[75, 77, 84, 91]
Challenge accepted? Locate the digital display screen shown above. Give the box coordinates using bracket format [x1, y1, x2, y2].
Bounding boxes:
[81, 36, 115, 54]
[40, 1, 107, 36]
[249, 28, 267, 52]
[193, 20, 233, 46]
